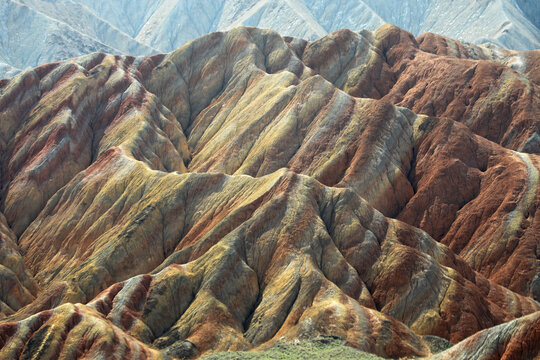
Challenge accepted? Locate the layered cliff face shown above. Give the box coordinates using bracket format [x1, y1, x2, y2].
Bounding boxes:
[2, 0, 539, 78]
[0, 26, 539, 359]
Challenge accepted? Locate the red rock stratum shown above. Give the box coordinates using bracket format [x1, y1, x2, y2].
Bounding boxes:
[0, 26, 539, 359]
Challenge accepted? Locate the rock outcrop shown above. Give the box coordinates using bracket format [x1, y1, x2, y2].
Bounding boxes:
[0, 212, 39, 319]
[432, 311, 540, 360]
[301, 26, 540, 153]
[0, 26, 539, 359]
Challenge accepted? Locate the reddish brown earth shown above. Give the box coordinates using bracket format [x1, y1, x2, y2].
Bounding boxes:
[300, 25, 540, 154]
[0, 26, 538, 359]
[431, 311, 540, 360]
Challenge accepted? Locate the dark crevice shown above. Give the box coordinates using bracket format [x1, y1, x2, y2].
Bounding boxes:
[242, 288, 262, 334]
[406, 146, 418, 194]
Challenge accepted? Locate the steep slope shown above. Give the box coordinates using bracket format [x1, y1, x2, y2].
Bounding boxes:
[0, 54, 189, 237]
[49, 0, 540, 52]
[362, 0, 540, 51]
[0, 303, 168, 359]
[432, 311, 540, 360]
[2, 150, 538, 357]
[0, 27, 539, 359]
[1, 0, 539, 79]
[15, 0, 158, 56]
[0, 212, 39, 319]
[299, 26, 540, 153]
[0, 0, 120, 76]
[72, 0, 164, 39]
[516, 0, 540, 29]
[145, 26, 540, 298]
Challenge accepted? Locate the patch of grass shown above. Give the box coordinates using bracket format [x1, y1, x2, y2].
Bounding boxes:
[201, 337, 385, 360]
[422, 335, 453, 354]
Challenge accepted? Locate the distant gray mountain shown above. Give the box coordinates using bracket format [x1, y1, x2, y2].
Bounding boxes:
[0, 0, 155, 75]
[2, 0, 539, 78]
[0, 62, 18, 78]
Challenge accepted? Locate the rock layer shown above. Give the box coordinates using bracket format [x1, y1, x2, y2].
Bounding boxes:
[432, 311, 540, 360]
[301, 26, 540, 153]
[0, 26, 539, 359]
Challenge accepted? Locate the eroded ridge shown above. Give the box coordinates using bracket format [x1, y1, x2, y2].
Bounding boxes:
[0, 26, 539, 359]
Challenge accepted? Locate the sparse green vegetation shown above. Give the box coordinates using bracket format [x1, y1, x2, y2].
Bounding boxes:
[201, 337, 386, 360]
[422, 335, 453, 354]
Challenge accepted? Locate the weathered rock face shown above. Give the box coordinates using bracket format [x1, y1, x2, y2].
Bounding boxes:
[0, 54, 189, 236]
[0, 303, 168, 359]
[0, 212, 39, 318]
[300, 25, 540, 154]
[0, 26, 539, 359]
[431, 311, 540, 360]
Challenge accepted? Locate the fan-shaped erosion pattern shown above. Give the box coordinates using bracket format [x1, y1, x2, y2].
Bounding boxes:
[0, 26, 539, 359]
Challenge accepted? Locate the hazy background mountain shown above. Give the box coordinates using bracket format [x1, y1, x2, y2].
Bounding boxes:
[2, 0, 539, 78]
